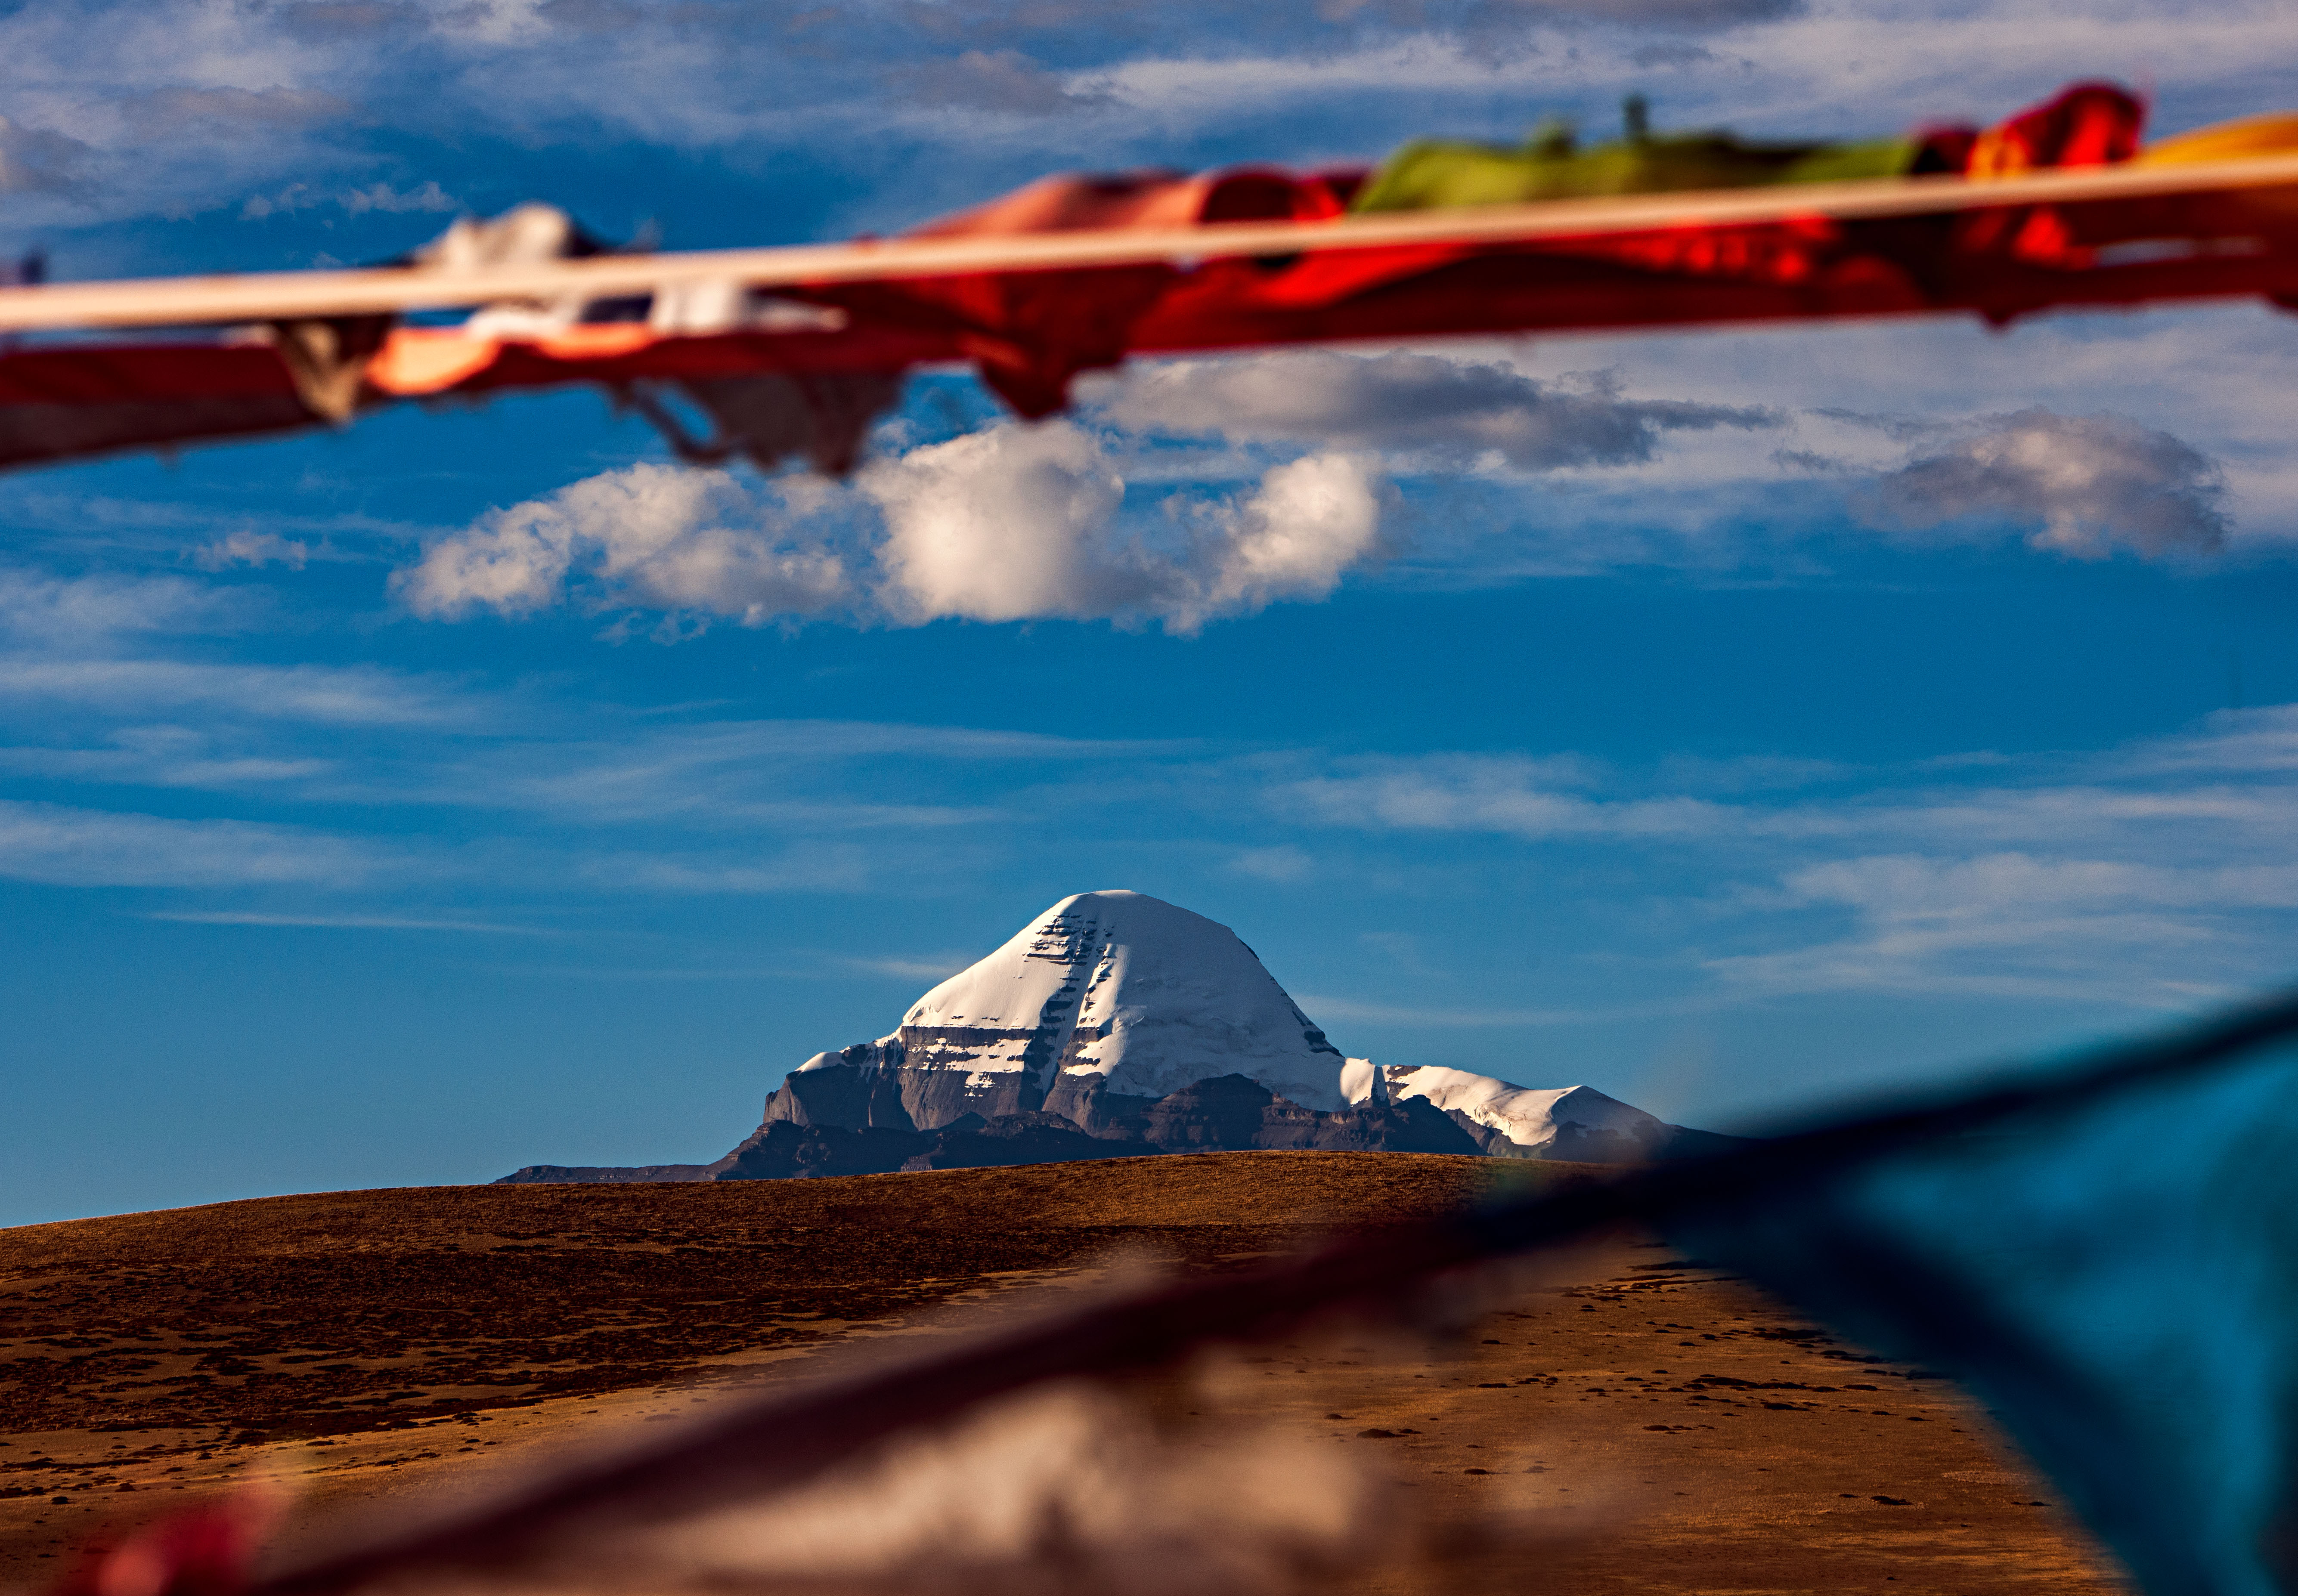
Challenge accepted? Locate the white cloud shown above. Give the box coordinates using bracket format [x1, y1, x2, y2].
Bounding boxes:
[1859, 408, 2230, 558]
[393, 463, 852, 627]
[867, 424, 1392, 634]
[1167, 451, 1390, 628]
[399, 429, 1391, 637]
[866, 422, 1127, 624]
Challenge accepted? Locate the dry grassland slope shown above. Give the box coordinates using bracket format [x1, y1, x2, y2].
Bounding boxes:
[0, 1153, 2126, 1595]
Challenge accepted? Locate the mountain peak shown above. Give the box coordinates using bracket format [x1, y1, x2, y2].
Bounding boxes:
[836, 888, 1352, 1114]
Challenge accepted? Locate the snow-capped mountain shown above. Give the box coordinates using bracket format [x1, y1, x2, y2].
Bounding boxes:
[754, 888, 1722, 1158]
[765, 890, 1356, 1132]
[498, 888, 1731, 1184]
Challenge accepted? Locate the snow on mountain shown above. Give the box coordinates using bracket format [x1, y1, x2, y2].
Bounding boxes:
[772, 890, 1357, 1129]
[898, 889, 1350, 1107]
[1345, 1066, 1700, 1162]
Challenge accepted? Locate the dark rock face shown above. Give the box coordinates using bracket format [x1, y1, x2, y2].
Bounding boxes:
[761, 1052, 1053, 1133]
[492, 1164, 712, 1185]
[1039, 1072, 1161, 1139]
[1140, 1073, 1282, 1151]
[494, 1076, 1718, 1182]
[1135, 1074, 1485, 1156]
[901, 1113, 1156, 1172]
[1310, 1096, 1485, 1155]
[761, 1045, 923, 1131]
[1437, 1112, 1541, 1158]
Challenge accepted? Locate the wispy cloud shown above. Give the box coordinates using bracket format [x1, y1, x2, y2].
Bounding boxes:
[1228, 844, 1314, 883]
[0, 733, 332, 789]
[189, 531, 310, 571]
[0, 568, 263, 644]
[122, 85, 352, 137]
[1703, 852, 2295, 1005]
[0, 800, 386, 887]
[409, 717, 1175, 827]
[891, 50, 1114, 117]
[0, 659, 471, 726]
[838, 952, 975, 980]
[1269, 708, 2298, 1008]
[1295, 993, 1705, 1027]
[143, 909, 551, 934]
[576, 844, 877, 895]
[1272, 754, 1731, 839]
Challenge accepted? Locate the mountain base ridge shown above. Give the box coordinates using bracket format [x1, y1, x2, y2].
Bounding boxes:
[495, 1070, 1734, 1185]
[496, 1163, 714, 1185]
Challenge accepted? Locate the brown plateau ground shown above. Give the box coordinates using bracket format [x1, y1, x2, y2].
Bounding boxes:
[0, 1151, 2127, 1595]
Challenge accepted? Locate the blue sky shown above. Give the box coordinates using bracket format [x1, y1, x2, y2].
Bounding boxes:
[3, 0, 2297, 1225]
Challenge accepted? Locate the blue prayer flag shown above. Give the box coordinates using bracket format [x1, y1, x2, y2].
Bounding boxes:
[1669, 999, 2298, 1596]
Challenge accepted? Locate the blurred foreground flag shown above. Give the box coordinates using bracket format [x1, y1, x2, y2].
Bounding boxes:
[1668, 999, 2298, 1596]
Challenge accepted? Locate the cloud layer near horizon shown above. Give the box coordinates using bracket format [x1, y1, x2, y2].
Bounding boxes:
[387, 347, 2244, 637]
[390, 350, 1790, 635]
